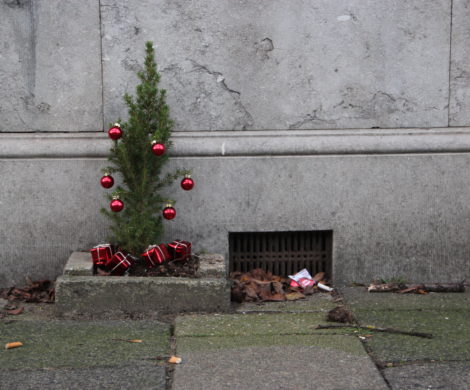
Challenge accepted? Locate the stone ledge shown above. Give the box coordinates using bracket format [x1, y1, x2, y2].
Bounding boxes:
[3, 127, 470, 158]
[63, 252, 94, 276]
[55, 275, 230, 316]
[56, 251, 230, 316]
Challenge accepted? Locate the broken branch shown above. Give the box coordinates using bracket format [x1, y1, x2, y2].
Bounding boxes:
[315, 324, 433, 339]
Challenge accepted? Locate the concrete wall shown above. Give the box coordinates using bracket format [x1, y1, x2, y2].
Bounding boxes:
[1, 0, 470, 287]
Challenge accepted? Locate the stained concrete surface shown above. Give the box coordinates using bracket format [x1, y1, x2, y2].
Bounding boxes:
[173, 344, 388, 390]
[0, 319, 169, 389]
[0, 0, 102, 131]
[383, 362, 470, 390]
[101, 0, 451, 130]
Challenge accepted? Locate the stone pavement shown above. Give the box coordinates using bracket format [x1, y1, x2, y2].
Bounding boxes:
[0, 288, 469, 389]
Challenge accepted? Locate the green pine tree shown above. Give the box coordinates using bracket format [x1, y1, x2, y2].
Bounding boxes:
[101, 41, 188, 254]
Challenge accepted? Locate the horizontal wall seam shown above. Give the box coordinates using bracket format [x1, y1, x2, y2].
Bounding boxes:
[2, 128, 470, 158]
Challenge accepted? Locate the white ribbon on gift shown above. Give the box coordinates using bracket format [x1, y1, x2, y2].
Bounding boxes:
[144, 244, 167, 266]
[110, 251, 131, 274]
[92, 244, 113, 261]
[171, 240, 190, 259]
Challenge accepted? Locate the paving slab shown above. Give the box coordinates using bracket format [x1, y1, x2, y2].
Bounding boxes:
[357, 310, 470, 363]
[0, 320, 170, 369]
[173, 342, 388, 390]
[175, 312, 335, 337]
[0, 363, 165, 390]
[178, 334, 366, 355]
[342, 287, 470, 311]
[383, 362, 470, 390]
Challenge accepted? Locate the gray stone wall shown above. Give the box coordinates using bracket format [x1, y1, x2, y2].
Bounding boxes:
[1, 0, 470, 287]
[2, 0, 470, 132]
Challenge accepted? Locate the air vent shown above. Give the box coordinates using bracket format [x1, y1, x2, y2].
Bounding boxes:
[229, 230, 333, 277]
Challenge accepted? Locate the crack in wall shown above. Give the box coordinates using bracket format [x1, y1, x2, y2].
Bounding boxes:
[188, 59, 254, 129]
[289, 106, 336, 129]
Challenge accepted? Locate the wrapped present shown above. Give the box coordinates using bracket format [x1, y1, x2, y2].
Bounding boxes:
[141, 244, 171, 268]
[105, 251, 133, 275]
[90, 244, 113, 266]
[168, 240, 192, 261]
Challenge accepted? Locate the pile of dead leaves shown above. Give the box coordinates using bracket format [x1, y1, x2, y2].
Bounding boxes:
[0, 278, 55, 304]
[0, 278, 54, 319]
[230, 269, 330, 303]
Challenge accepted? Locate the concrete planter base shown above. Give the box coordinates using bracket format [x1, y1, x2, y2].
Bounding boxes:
[55, 252, 230, 317]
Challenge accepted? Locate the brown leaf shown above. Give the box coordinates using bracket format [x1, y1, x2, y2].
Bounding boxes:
[285, 292, 305, 301]
[6, 306, 24, 316]
[312, 272, 325, 283]
[259, 290, 285, 302]
[244, 285, 259, 301]
[250, 268, 269, 281]
[270, 281, 284, 295]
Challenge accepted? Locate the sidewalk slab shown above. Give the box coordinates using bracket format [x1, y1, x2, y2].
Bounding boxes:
[383, 362, 470, 390]
[0, 363, 165, 390]
[175, 312, 335, 337]
[0, 320, 170, 369]
[173, 341, 388, 390]
[357, 310, 470, 363]
[342, 287, 470, 311]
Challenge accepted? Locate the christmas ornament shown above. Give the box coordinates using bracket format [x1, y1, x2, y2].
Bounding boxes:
[108, 123, 122, 140]
[110, 196, 124, 212]
[151, 141, 165, 156]
[163, 204, 176, 220]
[100, 174, 114, 189]
[105, 251, 133, 275]
[168, 240, 192, 261]
[90, 244, 113, 266]
[180, 174, 195, 191]
[141, 244, 171, 268]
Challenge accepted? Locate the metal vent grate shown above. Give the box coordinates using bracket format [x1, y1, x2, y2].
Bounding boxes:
[229, 230, 333, 277]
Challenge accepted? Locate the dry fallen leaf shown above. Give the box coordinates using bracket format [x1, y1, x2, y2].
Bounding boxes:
[285, 292, 305, 301]
[5, 342, 23, 350]
[168, 356, 182, 364]
[6, 306, 24, 316]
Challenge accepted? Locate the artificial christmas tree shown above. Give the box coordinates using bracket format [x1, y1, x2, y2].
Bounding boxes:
[100, 41, 189, 255]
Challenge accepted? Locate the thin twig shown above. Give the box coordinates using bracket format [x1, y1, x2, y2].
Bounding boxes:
[315, 324, 433, 339]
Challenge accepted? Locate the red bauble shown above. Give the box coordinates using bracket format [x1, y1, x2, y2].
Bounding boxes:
[163, 205, 176, 220]
[110, 198, 124, 212]
[108, 124, 122, 140]
[100, 174, 114, 189]
[181, 175, 195, 191]
[151, 142, 165, 156]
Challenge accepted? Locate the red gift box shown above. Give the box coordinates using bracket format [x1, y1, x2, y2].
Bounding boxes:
[141, 244, 171, 268]
[90, 244, 113, 266]
[168, 240, 191, 261]
[105, 251, 133, 275]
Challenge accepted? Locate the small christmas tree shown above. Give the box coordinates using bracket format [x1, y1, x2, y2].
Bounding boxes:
[100, 41, 189, 254]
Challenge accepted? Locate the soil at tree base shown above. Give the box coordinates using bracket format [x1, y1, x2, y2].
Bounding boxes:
[98, 255, 200, 278]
